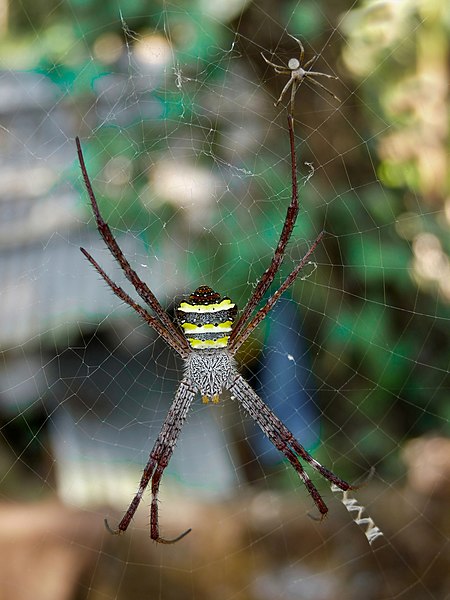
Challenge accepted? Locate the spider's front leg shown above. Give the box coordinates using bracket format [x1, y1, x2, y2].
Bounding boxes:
[275, 77, 295, 110]
[105, 379, 196, 543]
[229, 374, 353, 518]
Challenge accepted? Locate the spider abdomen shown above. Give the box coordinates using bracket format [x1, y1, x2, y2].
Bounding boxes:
[176, 286, 237, 350]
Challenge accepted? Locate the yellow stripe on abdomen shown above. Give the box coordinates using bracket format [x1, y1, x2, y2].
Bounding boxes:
[178, 298, 235, 313]
[188, 336, 230, 349]
[181, 321, 233, 334]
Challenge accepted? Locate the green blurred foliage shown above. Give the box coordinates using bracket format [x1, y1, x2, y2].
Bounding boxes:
[336, 0, 450, 454]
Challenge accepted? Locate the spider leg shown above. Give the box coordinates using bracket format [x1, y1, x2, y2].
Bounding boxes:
[80, 248, 189, 357]
[306, 77, 341, 102]
[282, 447, 328, 516]
[230, 230, 324, 354]
[229, 114, 299, 348]
[287, 34, 305, 64]
[229, 374, 352, 517]
[274, 77, 294, 108]
[274, 68, 291, 75]
[303, 56, 317, 70]
[261, 52, 286, 72]
[76, 137, 189, 353]
[289, 80, 298, 116]
[306, 70, 338, 80]
[105, 379, 196, 543]
[150, 465, 191, 544]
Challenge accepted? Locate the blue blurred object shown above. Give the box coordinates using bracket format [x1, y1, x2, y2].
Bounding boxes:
[249, 295, 320, 464]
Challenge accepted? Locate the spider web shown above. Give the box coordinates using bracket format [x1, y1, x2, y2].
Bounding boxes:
[0, 0, 449, 598]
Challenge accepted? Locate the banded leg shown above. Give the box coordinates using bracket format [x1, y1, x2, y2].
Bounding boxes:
[230, 230, 324, 354]
[81, 248, 189, 357]
[229, 374, 352, 517]
[76, 137, 189, 354]
[229, 114, 299, 346]
[105, 379, 196, 543]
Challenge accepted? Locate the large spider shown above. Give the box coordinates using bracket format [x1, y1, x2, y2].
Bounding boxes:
[262, 34, 340, 114]
[76, 113, 353, 544]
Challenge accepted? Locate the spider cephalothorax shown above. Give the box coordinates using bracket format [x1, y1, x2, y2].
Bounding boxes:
[76, 61, 351, 544]
[185, 349, 234, 405]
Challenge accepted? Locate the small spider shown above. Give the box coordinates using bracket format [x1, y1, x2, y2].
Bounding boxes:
[76, 113, 353, 544]
[262, 34, 340, 114]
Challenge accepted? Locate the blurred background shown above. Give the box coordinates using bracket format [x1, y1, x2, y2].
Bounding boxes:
[0, 0, 449, 598]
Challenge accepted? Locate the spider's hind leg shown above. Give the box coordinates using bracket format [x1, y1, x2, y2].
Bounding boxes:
[287, 33, 305, 63]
